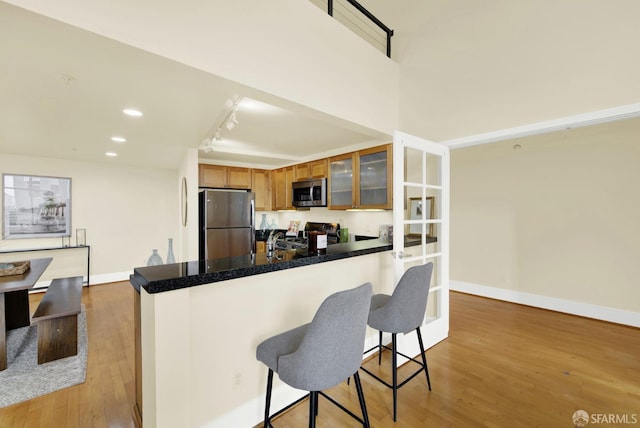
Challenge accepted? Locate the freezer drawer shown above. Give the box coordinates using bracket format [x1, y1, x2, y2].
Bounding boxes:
[204, 228, 254, 260]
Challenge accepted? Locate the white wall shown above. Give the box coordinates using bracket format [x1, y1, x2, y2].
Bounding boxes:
[6, 0, 400, 137]
[0, 154, 178, 283]
[449, 120, 640, 325]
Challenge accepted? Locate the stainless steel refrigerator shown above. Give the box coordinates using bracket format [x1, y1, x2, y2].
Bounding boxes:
[199, 190, 255, 260]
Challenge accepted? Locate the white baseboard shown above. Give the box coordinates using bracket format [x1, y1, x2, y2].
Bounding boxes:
[89, 271, 132, 285]
[450, 280, 640, 328]
[32, 271, 133, 290]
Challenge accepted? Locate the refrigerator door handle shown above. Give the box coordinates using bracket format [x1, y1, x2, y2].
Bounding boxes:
[250, 198, 256, 255]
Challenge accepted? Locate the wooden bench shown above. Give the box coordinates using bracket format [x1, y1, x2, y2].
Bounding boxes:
[31, 276, 83, 364]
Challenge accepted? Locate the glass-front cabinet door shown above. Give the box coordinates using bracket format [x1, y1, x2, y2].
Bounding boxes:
[358, 144, 392, 209]
[328, 153, 355, 209]
[329, 144, 392, 210]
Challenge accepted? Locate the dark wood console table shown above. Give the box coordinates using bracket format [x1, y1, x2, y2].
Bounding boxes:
[0, 245, 90, 286]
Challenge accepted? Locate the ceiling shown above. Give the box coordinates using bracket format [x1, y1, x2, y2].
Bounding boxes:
[4, 1, 637, 172]
[0, 2, 387, 170]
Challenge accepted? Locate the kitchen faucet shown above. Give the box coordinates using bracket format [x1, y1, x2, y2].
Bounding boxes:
[267, 230, 284, 252]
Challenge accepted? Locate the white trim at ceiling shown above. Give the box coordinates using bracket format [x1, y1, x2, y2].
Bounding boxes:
[441, 102, 640, 149]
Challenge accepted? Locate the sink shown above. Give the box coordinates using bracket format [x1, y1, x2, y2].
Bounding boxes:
[274, 239, 308, 251]
[256, 229, 286, 242]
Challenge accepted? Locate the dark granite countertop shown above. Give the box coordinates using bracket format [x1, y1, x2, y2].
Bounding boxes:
[131, 236, 436, 294]
[132, 238, 389, 294]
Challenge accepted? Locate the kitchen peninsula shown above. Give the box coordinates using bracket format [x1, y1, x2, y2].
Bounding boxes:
[132, 239, 393, 294]
[130, 237, 439, 428]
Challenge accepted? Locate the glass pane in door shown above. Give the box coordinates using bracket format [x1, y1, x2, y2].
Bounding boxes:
[393, 131, 449, 351]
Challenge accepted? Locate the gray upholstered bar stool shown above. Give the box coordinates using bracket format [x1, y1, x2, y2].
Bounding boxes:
[256, 282, 372, 428]
[361, 262, 434, 422]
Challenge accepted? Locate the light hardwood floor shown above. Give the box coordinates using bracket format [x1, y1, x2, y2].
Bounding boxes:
[0, 281, 135, 428]
[1, 282, 638, 427]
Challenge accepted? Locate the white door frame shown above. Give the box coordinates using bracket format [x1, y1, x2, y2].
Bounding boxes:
[391, 131, 450, 360]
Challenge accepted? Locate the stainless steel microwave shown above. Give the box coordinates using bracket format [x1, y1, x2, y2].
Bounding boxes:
[292, 178, 327, 207]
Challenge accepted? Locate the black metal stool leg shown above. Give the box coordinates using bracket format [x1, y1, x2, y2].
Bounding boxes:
[392, 333, 398, 422]
[378, 330, 383, 365]
[416, 328, 431, 390]
[309, 391, 318, 428]
[264, 369, 273, 428]
[353, 372, 371, 428]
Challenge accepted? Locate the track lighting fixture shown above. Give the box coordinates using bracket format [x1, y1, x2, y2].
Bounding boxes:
[226, 109, 239, 130]
[199, 97, 243, 153]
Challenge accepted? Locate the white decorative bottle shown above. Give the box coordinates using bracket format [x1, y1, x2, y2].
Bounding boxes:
[166, 238, 176, 264]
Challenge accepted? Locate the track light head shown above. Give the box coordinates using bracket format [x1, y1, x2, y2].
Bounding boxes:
[225, 110, 239, 130]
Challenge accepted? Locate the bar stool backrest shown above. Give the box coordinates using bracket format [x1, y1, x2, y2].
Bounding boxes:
[369, 262, 434, 334]
[277, 282, 373, 391]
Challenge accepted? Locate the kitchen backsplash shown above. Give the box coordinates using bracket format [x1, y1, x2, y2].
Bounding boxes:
[258, 208, 393, 238]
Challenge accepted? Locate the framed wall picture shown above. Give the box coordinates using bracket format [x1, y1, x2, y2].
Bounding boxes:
[2, 173, 72, 239]
[408, 196, 434, 237]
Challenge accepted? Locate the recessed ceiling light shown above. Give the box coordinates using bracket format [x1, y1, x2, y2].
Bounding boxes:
[105, 152, 118, 157]
[111, 136, 126, 143]
[123, 108, 143, 117]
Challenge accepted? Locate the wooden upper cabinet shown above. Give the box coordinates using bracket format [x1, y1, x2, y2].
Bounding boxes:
[199, 164, 227, 188]
[308, 159, 328, 179]
[226, 167, 251, 189]
[198, 144, 389, 211]
[328, 144, 392, 210]
[328, 152, 357, 210]
[357, 144, 392, 209]
[252, 169, 272, 211]
[294, 163, 310, 182]
[294, 159, 328, 181]
[199, 164, 251, 189]
[272, 167, 295, 210]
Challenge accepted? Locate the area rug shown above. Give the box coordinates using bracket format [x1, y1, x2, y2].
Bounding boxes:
[0, 307, 88, 408]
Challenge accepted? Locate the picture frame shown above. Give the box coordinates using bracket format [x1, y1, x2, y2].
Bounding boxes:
[2, 173, 72, 239]
[408, 196, 434, 237]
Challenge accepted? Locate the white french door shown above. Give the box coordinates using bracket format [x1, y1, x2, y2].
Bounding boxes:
[392, 131, 450, 359]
